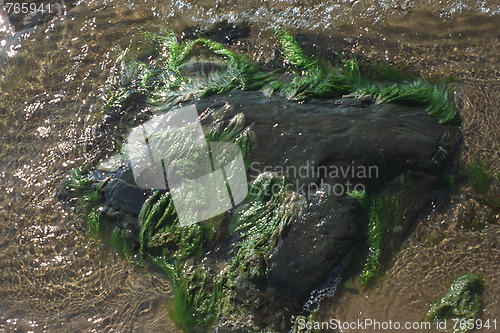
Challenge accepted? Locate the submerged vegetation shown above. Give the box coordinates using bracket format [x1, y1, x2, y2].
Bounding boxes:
[461, 156, 493, 193]
[137, 191, 221, 327]
[62, 167, 102, 205]
[107, 28, 457, 123]
[426, 274, 484, 333]
[229, 173, 307, 282]
[69, 167, 305, 329]
[348, 188, 408, 285]
[451, 156, 500, 231]
[61, 27, 462, 331]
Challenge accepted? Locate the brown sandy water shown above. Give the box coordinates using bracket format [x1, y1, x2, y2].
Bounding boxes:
[0, 0, 498, 331]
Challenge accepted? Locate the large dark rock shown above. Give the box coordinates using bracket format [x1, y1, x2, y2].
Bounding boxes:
[93, 89, 459, 301]
[199, 90, 458, 191]
[195, 90, 460, 299]
[266, 192, 361, 299]
[100, 165, 151, 217]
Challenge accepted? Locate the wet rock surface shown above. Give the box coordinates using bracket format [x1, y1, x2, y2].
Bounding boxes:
[266, 193, 361, 299]
[100, 165, 151, 217]
[200, 90, 459, 190]
[196, 90, 460, 299]
[92, 89, 460, 302]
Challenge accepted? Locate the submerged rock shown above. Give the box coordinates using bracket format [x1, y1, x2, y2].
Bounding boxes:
[100, 165, 151, 217]
[89, 89, 459, 301]
[267, 192, 360, 299]
[196, 90, 460, 299]
[199, 90, 458, 191]
[63, 28, 462, 331]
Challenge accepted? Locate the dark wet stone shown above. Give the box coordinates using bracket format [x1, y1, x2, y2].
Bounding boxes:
[199, 90, 459, 193]
[90, 89, 460, 301]
[101, 165, 151, 217]
[195, 90, 460, 299]
[266, 192, 361, 300]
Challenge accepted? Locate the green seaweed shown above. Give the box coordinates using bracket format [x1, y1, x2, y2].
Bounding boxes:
[77, 27, 460, 331]
[456, 203, 487, 232]
[352, 79, 456, 123]
[273, 28, 322, 76]
[292, 312, 322, 333]
[348, 189, 407, 285]
[110, 29, 277, 109]
[168, 282, 197, 330]
[137, 191, 217, 327]
[139, 192, 209, 263]
[270, 30, 455, 122]
[106, 28, 457, 123]
[229, 172, 307, 282]
[75, 110, 259, 330]
[63, 167, 101, 205]
[166, 261, 224, 329]
[461, 157, 493, 193]
[426, 275, 484, 333]
[360, 197, 386, 285]
[110, 227, 137, 261]
[205, 112, 256, 170]
[87, 207, 102, 236]
[87, 207, 138, 261]
[130, 173, 305, 329]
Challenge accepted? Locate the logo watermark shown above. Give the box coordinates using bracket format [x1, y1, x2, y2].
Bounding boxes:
[297, 318, 438, 332]
[295, 317, 498, 332]
[2, 0, 66, 31]
[249, 161, 378, 199]
[126, 105, 248, 226]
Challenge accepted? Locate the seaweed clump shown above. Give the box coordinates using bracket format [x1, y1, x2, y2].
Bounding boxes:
[461, 157, 493, 193]
[452, 156, 499, 232]
[229, 173, 307, 282]
[81, 171, 305, 330]
[348, 188, 408, 285]
[61, 167, 102, 205]
[426, 274, 484, 333]
[107, 28, 457, 123]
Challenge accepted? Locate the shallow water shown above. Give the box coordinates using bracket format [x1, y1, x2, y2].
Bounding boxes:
[0, 0, 499, 331]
